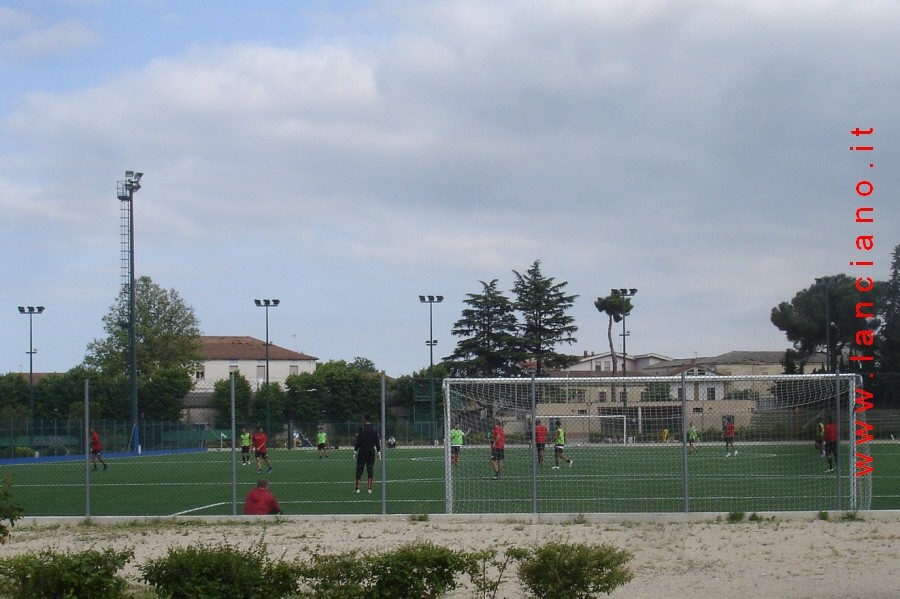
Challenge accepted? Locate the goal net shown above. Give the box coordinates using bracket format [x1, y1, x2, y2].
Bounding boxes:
[443, 373, 870, 514]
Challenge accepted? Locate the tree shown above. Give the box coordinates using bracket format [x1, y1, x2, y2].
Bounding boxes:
[593, 293, 634, 375]
[445, 279, 525, 377]
[770, 274, 876, 371]
[84, 276, 203, 379]
[0, 374, 28, 419]
[878, 243, 900, 371]
[211, 372, 254, 425]
[282, 360, 381, 424]
[512, 261, 579, 375]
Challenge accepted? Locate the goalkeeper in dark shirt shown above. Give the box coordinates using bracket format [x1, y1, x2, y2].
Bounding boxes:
[353, 414, 381, 494]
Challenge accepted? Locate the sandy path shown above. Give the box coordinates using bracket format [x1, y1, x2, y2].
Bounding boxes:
[1, 513, 897, 598]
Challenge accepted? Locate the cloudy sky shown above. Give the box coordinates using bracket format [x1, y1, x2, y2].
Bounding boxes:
[2, 0, 897, 378]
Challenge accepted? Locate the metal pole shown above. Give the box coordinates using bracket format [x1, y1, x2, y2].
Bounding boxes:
[84, 378, 90, 518]
[128, 187, 139, 453]
[681, 371, 689, 513]
[428, 301, 435, 441]
[381, 373, 387, 513]
[230, 373, 237, 515]
[531, 375, 538, 515]
[265, 305, 271, 437]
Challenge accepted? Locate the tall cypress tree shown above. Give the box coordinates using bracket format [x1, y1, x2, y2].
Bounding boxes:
[445, 279, 524, 377]
[512, 260, 579, 376]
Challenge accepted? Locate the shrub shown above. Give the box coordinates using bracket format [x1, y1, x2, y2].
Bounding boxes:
[0, 476, 23, 544]
[140, 539, 301, 599]
[0, 547, 133, 599]
[726, 511, 746, 523]
[367, 541, 475, 599]
[296, 550, 371, 599]
[516, 542, 633, 598]
[12, 447, 35, 458]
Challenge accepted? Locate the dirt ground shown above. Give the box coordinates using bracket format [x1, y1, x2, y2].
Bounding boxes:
[1, 512, 898, 598]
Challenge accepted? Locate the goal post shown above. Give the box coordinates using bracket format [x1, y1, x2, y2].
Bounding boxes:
[443, 373, 869, 515]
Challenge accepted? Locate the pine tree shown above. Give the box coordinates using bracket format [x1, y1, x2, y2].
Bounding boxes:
[445, 279, 525, 377]
[878, 243, 900, 370]
[512, 261, 579, 376]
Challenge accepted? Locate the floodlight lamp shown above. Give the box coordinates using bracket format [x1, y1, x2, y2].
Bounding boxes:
[436, 295, 444, 303]
[18, 306, 25, 314]
[629, 288, 638, 295]
[272, 299, 281, 306]
[254, 299, 262, 306]
[134, 172, 143, 181]
[419, 295, 426, 302]
[36, 306, 45, 313]
[125, 170, 134, 177]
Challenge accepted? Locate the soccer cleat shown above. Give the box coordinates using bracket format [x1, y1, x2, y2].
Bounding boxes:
[268, 468, 273, 474]
[367, 489, 372, 494]
[568, 460, 573, 468]
[733, 451, 738, 456]
[552, 466, 560, 470]
[257, 469, 262, 474]
[355, 488, 360, 494]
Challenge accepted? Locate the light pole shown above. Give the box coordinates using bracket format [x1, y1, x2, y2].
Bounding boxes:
[815, 277, 834, 372]
[117, 171, 142, 452]
[18, 306, 44, 443]
[254, 299, 280, 436]
[419, 295, 443, 441]
[611, 288, 637, 410]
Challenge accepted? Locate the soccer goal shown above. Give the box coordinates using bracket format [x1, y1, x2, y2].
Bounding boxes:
[443, 373, 870, 515]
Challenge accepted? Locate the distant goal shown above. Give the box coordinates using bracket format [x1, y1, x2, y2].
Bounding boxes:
[443, 374, 869, 514]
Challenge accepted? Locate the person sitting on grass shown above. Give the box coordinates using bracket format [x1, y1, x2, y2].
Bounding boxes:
[243, 479, 282, 515]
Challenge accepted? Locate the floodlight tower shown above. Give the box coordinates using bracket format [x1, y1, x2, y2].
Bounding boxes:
[254, 299, 280, 436]
[18, 305, 45, 444]
[419, 295, 444, 439]
[611, 288, 637, 409]
[118, 171, 143, 452]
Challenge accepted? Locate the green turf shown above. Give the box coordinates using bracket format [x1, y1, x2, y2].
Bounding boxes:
[3, 442, 898, 517]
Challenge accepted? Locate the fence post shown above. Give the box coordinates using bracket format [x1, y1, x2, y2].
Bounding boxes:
[230, 373, 237, 515]
[84, 378, 90, 518]
[681, 372, 689, 513]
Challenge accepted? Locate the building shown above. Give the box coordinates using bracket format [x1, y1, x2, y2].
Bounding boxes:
[183, 336, 318, 426]
[194, 336, 318, 386]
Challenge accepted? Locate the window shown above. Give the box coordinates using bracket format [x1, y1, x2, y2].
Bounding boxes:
[194, 369, 205, 380]
[256, 365, 266, 379]
[229, 365, 239, 374]
[619, 391, 626, 403]
[598, 391, 608, 402]
[289, 365, 299, 375]
[677, 387, 684, 401]
[706, 387, 716, 401]
[603, 361, 611, 370]
[577, 409, 588, 415]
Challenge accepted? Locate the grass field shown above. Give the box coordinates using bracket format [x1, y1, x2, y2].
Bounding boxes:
[3, 441, 898, 517]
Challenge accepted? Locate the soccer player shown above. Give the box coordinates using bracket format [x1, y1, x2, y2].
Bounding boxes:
[251, 426, 273, 474]
[824, 416, 838, 473]
[490, 419, 505, 479]
[661, 427, 670, 443]
[449, 424, 467, 466]
[815, 419, 825, 458]
[534, 419, 548, 466]
[89, 427, 109, 471]
[688, 423, 699, 455]
[354, 414, 381, 494]
[317, 425, 328, 458]
[239, 428, 252, 465]
[552, 422, 573, 469]
[724, 418, 737, 457]
[243, 479, 282, 515]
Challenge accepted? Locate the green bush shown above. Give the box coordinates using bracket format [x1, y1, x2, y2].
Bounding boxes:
[516, 542, 633, 598]
[0, 547, 133, 599]
[295, 550, 372, 598]
[0, 475, 23, 544]
[368, 541, 475, 598]
[140, 539, 301, 599]
[12, 447, 35, 458]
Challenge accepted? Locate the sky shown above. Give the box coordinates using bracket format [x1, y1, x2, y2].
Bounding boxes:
[2, 0, 898, 379]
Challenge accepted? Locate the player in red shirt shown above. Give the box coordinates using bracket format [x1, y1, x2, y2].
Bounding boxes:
[490, 420, 506, 479]
[251, 426, 273, 474]
[824, 416, 838, 473]
[243, 479, 282, 515]
[534, 419, 548, 466]
[89, 427, 109, 471]
[724, 418, 737, 457]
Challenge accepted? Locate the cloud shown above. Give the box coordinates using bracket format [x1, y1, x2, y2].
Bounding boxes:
[0, 15, 99, 62]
